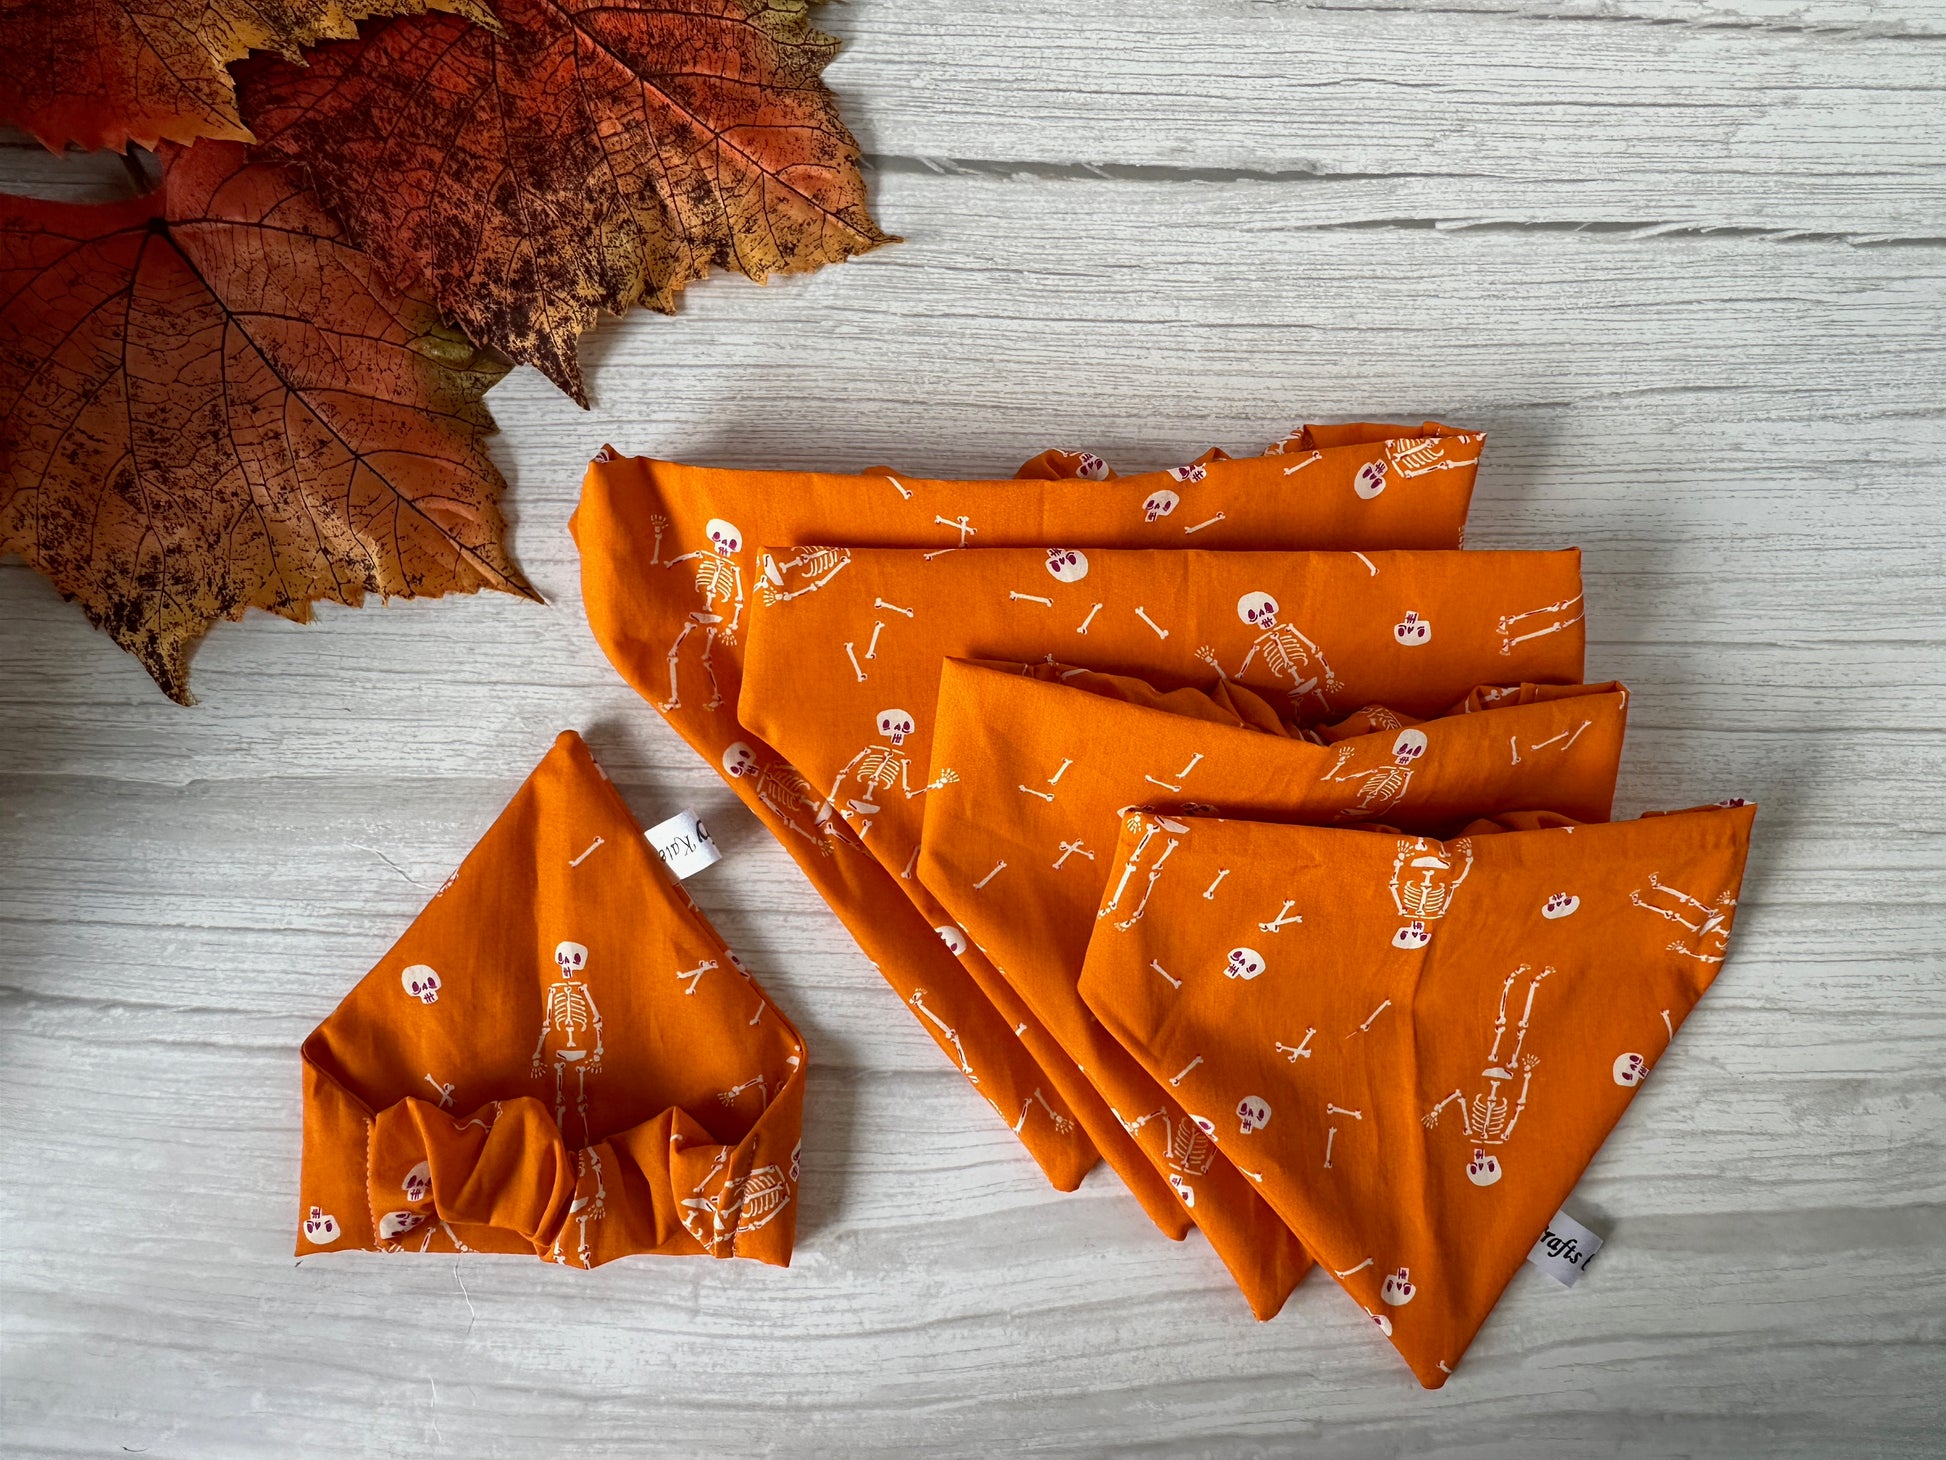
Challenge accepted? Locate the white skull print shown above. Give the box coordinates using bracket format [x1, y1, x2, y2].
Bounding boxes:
[401, 964, 441, 1004]
[1045, 548, 1090, 583]
[1380, 1266, 1417, 1306]
[1225, 946, 1266, 981]
[1393, 612, 1431, 646]
[935, 924, 968, 956]
[1143, 488, 1180, 522]
[1392, 729, 1428, 765]
[877, 709, 914, 747]
[1613, 1052, 1650, 1087]
[1235, 1095, 1272, 1135]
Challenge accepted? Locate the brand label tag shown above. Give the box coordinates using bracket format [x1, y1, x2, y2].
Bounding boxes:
[1527, 1209, 1604, 1288]
[647, 809, 722, 880]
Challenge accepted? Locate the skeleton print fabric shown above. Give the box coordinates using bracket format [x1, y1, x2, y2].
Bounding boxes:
[297, 732, 806, 1268]
[1077, 802, 1756, 1387]
[573, 423, 1487, 1193]
[571, 418, 1760, 1383]
[911, 661, 1630, 1318]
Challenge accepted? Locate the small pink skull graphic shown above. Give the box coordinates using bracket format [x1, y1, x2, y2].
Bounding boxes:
[1466, 1147, 1503, 1187]
[1225, 946, 1266, 981]
[400, 964, 442, 1004]
[1235, 1095, 1273, 1135]
[1380, 1266, 1417, 1306]
[1613, 1052, 1650, 1088]
[1392, 921, 1432, 950]
[1045, 548, 1090, 583]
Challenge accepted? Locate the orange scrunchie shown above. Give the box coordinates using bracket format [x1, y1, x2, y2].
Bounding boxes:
[573, 424, 1487, 1190]
[296, 731, 806, 1268]
[1079, 802, 1755, 1386]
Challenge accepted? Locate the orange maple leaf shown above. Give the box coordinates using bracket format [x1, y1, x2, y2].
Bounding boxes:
[0, 141, 538, 704]
[0, 0, 499, 153]
[236, 0, 893, 405]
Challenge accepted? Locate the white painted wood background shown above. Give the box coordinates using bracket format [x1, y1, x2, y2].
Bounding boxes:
[4, 0, 1944, 1453]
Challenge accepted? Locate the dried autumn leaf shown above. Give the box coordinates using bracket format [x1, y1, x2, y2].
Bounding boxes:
[0, 141, 537, 704]
[236, 0, 892, 405]
[0, 0, 498, 153]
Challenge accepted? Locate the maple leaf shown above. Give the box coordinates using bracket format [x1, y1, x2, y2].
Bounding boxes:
[236, 0, 893, 405]
[0, 0, 499, 153]
[0, 141, 537, 704]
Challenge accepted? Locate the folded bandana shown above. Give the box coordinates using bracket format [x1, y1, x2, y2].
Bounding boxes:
[297, 731, 807, 1268]
[738, 545, 1584, 1268]
[916, 661, 1629, 1317]
[573, 425, 1487, 1192]
[1078, 802, 1755, 1386]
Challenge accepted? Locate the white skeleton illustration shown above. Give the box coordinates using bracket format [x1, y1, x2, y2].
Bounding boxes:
[1422, 965, 1553, 1182]
[829, 709, 959, 832]
[722, 740, 845, 853]
[678, 1152, 792, 1257]
[1198, 591, 1341, 715]
[1630, 873, 1737, 963]
[661, 518, 746, 711]
[568, 1146, 609, 1266]
[758, 547, 852, 603]
[1121, 1108, 1217, 1199]
[1389, 837, 1474, 944]
[1387, 432, 1482, 478]
[1322, 729, 1428, 820]
[1498, 593, 1585, 657]
[531, 940, 604, 1143]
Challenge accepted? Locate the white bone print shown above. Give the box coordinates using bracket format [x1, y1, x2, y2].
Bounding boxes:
[1498, 593, 1586, 655]
[1276, 1030, 1315, 1062]
[675, 959, 717, 995]
[1258, 900, 1303, 933]
[909, 989, 976, 1083]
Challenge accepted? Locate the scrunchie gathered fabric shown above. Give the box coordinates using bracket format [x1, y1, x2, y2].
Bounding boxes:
[297, 731, 806, 1268]
[573, 423, 1487, 1191]
[1078, 802, 1756, 1385]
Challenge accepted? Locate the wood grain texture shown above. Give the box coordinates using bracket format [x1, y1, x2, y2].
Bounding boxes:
[2, 0, 1943, 1451]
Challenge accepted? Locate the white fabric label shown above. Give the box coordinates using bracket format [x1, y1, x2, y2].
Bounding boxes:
[646, 809, 722, 880]
[1527, 1209, 1604, 1288]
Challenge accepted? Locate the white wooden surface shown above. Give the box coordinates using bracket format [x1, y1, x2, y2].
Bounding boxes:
[4, 1, 1945, 1454]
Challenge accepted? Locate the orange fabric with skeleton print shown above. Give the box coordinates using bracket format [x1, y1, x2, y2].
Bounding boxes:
[1078, 802, 1755, 1387]
[572, 424, 1486, 1193]
[913, 660, 1628, 1318]
[735, 546, 1584, 1278]
[296, 731, 806, 1269]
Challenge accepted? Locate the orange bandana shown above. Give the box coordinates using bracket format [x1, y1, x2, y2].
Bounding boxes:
[914, 660, 1628, 1317]
[573, 425, 1487, 1191]
[1078, 802, 1755, 1385]
[736, 544, 1584, 1280]
[296, 731, 806, 1268]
